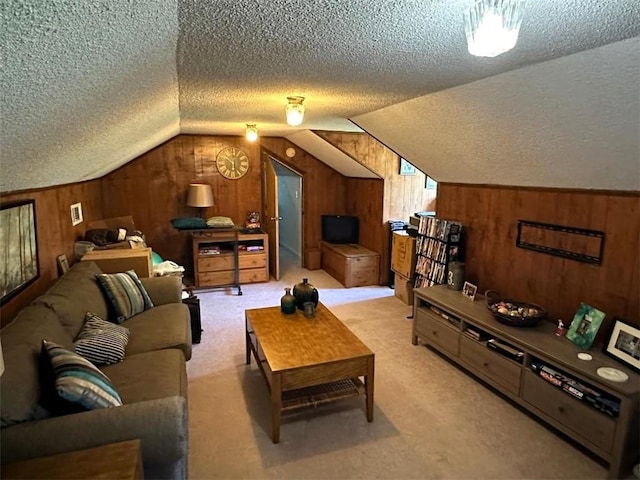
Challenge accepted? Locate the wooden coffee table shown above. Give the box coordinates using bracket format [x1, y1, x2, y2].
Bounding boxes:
[245, 302, 375, 443]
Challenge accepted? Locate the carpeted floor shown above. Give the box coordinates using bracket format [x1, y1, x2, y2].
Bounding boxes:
[186, 260, 608, 479]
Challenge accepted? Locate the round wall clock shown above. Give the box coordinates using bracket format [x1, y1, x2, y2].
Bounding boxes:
[285, 147, 296, 158]
[216, 147, 249, 180]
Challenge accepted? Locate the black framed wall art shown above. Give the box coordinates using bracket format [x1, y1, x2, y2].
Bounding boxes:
[1, 199, 40, 304]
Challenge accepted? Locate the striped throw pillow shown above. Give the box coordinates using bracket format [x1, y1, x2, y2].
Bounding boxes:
[42, 340, 123, 410]
[95, 270, 153, 323]
[74, 312, 130, 365]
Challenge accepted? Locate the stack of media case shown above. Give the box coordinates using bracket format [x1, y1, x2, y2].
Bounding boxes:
[531, 360, 620, 417]
[414, 216, 462, 288]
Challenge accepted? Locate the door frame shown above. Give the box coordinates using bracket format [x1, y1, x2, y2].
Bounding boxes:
[261, 151, 305, 279]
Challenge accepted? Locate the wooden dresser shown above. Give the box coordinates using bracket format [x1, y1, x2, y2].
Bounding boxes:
[192, 231, 268, 288]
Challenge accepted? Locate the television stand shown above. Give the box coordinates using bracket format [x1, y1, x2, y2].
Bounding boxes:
[321, 241, 379, 287]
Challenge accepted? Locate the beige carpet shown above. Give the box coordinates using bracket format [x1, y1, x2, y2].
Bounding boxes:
[186, 262, 608, 479]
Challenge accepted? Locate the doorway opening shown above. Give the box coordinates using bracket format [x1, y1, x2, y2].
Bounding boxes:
[264, 155, 303, 280]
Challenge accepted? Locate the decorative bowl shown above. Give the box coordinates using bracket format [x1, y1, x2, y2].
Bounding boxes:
[485, 290, 546, 327]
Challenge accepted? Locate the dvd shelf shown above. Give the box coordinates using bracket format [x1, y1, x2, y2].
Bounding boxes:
[414, 216, 462, 288]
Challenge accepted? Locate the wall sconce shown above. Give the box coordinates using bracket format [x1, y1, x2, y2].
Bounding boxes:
[285, 96, 305, 126]
[187, 183, 214, 217]
[246, 124, 258, 142]
[464, 0, 526, 58]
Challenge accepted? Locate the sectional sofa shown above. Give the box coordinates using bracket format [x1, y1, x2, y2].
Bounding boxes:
[0, 261, 192, 479]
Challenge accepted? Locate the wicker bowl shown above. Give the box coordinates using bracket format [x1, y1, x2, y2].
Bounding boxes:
[485, 290, 547, 327]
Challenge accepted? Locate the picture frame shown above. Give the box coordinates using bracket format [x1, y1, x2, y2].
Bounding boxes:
[566, 302, 606, 350]
[56, 254, 70, 275]
[462, 281, 477, 301]
[70, 202, 83, 226]
[603, 317, 640, 372]
[399, 158, 416, 176]
[1, 199, 40, 305]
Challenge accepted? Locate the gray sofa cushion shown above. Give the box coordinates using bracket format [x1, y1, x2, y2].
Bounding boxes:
[0, 305, 74, 426]
[101, 349, 188, 402]
[33, 261, 109, 339]
[123, 303, 192, 360]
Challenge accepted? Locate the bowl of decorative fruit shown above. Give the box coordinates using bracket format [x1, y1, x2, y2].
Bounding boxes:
[485, 290, 546, 327]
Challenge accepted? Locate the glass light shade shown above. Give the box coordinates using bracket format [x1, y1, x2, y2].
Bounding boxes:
[464, 0, 526, 58]
[285, 96, 305, 126]
[187, 183, 214, 207]
[246, 124, 258, 142]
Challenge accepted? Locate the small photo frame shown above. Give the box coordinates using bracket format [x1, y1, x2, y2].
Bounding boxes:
[70, 202, 83, 226]
[566, 302, 606, 350]
[462, 281, 477, 301]
[399, 158, 416, 176]
[603, 317, 640, 372]
[56, 254, 69, 275]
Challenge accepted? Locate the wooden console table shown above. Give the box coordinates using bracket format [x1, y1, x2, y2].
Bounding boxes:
[2, 439, 143, 479]
[412, 285, 639, 480]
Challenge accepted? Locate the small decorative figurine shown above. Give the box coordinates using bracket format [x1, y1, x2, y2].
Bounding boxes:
[555, 319, 567, 337]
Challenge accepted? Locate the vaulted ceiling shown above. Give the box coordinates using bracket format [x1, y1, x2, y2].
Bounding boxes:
[2, 1, 639, 193]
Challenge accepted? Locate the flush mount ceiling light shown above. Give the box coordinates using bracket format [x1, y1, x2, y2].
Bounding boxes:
[246, 124, 258, 142]
[285, 96, 305, 126]
[464, 0, 526, 58]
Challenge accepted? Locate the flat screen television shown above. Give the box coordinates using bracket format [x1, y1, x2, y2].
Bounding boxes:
[321, 215, 359, 244]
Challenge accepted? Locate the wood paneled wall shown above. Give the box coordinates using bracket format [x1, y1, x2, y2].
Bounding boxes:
[437, 184, 640, 338]
[100, 135, 262, 278]
[318, 131, 436, 284]
[101, 135, 349, 279]
[1, 181, 103, 325]
[345, 177, 386, 276]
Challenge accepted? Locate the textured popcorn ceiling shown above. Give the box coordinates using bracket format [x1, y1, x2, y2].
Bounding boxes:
[353, 39, 640, 190]
[1, 0, 639, 192]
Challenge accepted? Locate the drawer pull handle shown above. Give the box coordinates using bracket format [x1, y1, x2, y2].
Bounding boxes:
[432, 331, 438, 336]
[483, 362, 489, 367]
[558, 407, 565, 414]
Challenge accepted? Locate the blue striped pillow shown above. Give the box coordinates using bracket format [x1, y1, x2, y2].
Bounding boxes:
[74, 312, 130, 365]
[42, 340, 122, 410]
[95, 270, 153, 323]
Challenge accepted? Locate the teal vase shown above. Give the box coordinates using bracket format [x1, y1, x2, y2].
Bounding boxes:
[280, 288, 296, 314]
[292, 278, 319, 310]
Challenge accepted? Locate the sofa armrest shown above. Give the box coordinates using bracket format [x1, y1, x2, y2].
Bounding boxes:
[1, 396, 188, 477]
[140, 276, 182, 305]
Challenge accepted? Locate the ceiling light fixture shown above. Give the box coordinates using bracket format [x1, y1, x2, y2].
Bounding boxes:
[464, 0, 526, 58]
[285, 96, 305, 126]
[246, 124, 258, 142]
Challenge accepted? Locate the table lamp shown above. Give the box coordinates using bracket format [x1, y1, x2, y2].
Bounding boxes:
[187, 184, 214, 218]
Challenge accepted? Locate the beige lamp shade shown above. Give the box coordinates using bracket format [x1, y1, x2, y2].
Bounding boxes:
[187, 184, 214, 208]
